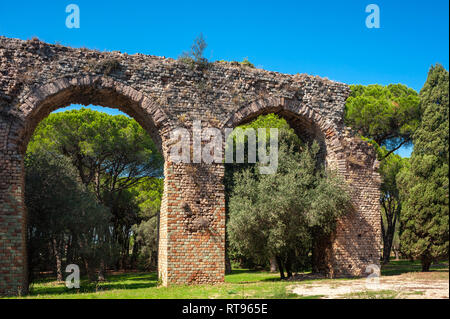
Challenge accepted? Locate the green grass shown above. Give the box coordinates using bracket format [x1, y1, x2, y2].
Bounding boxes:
[4, 260, 448, 299]
[381, 259, 449, 276]
[8, 270, 303, 299]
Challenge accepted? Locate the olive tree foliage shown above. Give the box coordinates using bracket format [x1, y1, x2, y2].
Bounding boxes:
[397, 64, 449, 271]
[227, 115, 352, 279]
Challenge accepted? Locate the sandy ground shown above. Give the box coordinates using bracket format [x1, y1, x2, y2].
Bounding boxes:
[289, 272, 449, 299]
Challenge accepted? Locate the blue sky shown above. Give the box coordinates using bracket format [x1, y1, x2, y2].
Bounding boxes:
[1, 1, 448, 157]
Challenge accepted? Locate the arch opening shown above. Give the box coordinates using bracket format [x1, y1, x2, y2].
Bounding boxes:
[12, 81, 168, 292]
[18, 83, 165, 156]
[231, 108, 330, 167]
[224, 111, 345, 278]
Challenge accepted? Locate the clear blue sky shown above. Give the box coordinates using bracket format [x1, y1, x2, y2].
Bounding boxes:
[1, 1, 448, 157]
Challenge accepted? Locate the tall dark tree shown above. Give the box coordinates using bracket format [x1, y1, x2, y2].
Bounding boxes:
[397, 64, 449, 271]
[379, 152, 408, 264]
[25, 149, 112, 284]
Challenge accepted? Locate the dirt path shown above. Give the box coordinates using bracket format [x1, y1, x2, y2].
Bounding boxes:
[289, 272, 449, 299]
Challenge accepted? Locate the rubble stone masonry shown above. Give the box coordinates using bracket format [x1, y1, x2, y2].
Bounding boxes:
[0, 37, 381, 296]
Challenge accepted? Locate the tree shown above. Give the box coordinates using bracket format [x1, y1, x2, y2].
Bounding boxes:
[345, 83, 421, 264]
[379, 152, 408, 264]
[224, 114, 298, 273]
[28, 108, 164, 272]
[397, 64, 449, 271]
[28, 108, 163, 197]
[25, 149, 113, 284]
[227, 117, 352, 279]
[345, 84, 420, 158]
[179, 33, 208, 67]
[131, 177, 163, 271]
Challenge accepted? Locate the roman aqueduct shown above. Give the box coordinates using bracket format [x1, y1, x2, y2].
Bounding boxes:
[0, 37, 381, 295]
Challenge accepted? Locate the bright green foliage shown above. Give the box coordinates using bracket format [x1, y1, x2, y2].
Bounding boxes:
[345, 84, 420, 154]
[227, 114, 352, 278]
[238, 113, 293, 133]
[133, 177, 164, 220]
[26, 108, 164, 278]
[240, 58, 255, 68]
[28, 108, 163, 194]
[131, 177, 164, 270]
[397, 64, 449, 271]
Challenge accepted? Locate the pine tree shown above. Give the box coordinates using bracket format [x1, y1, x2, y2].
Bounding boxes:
[397, 64, 449, 271]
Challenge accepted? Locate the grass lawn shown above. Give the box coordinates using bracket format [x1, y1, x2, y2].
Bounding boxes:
[4, 260, 448, 299]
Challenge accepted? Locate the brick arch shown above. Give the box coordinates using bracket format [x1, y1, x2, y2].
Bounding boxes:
[221, 96, 345, 170]
[12, 76, 171, 155]
[221, 97, 381, 275]
[1, 37, 382, 296]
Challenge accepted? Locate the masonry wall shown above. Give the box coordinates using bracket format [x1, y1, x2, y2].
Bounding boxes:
[0, 149, 27, 295]
[0, 36, 381, 295]
[331, 134, 382, 277]
[159, 161, 226, 285]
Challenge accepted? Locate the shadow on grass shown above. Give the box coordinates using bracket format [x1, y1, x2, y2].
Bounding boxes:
[231, 277, 281, 284]
[381, 260, 449, 277]
[29, 272, 158, 297]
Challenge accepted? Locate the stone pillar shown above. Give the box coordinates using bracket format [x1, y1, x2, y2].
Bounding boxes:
[158, 161, 226, 286]
[0, 149, 28, 296]
[330, 137, 382, 277]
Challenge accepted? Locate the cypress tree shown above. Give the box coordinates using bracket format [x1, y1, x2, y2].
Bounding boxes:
[397, 64, 449, 271]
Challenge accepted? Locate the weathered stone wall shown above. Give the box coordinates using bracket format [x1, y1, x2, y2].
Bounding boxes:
[0, 36, 381, 296]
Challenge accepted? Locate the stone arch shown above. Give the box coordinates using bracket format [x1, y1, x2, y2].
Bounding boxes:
[0, 76, 174, 295]
[222, 96, 345, 171]
[221, 96, 381, 276]
[0, 37, 382, 296]
[12, 76, 171, 155]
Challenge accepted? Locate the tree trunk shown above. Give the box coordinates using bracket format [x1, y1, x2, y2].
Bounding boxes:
[130, 237, 139, 270]
[393, 248, 399, 260]
[285, 252, 294, 278]
[98, 260, 106, 281]
[381, 197, 400, 265]
[269, 257, 277, 273]
[52, 238, 63, 282]
[275, 256, 285, 279]
[285, 261, 292, 279]
[225, 252, 232, 274]
[421, 254, 432, 272]
[83, 258, 97, 282]
[382, 231, 394, 264]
